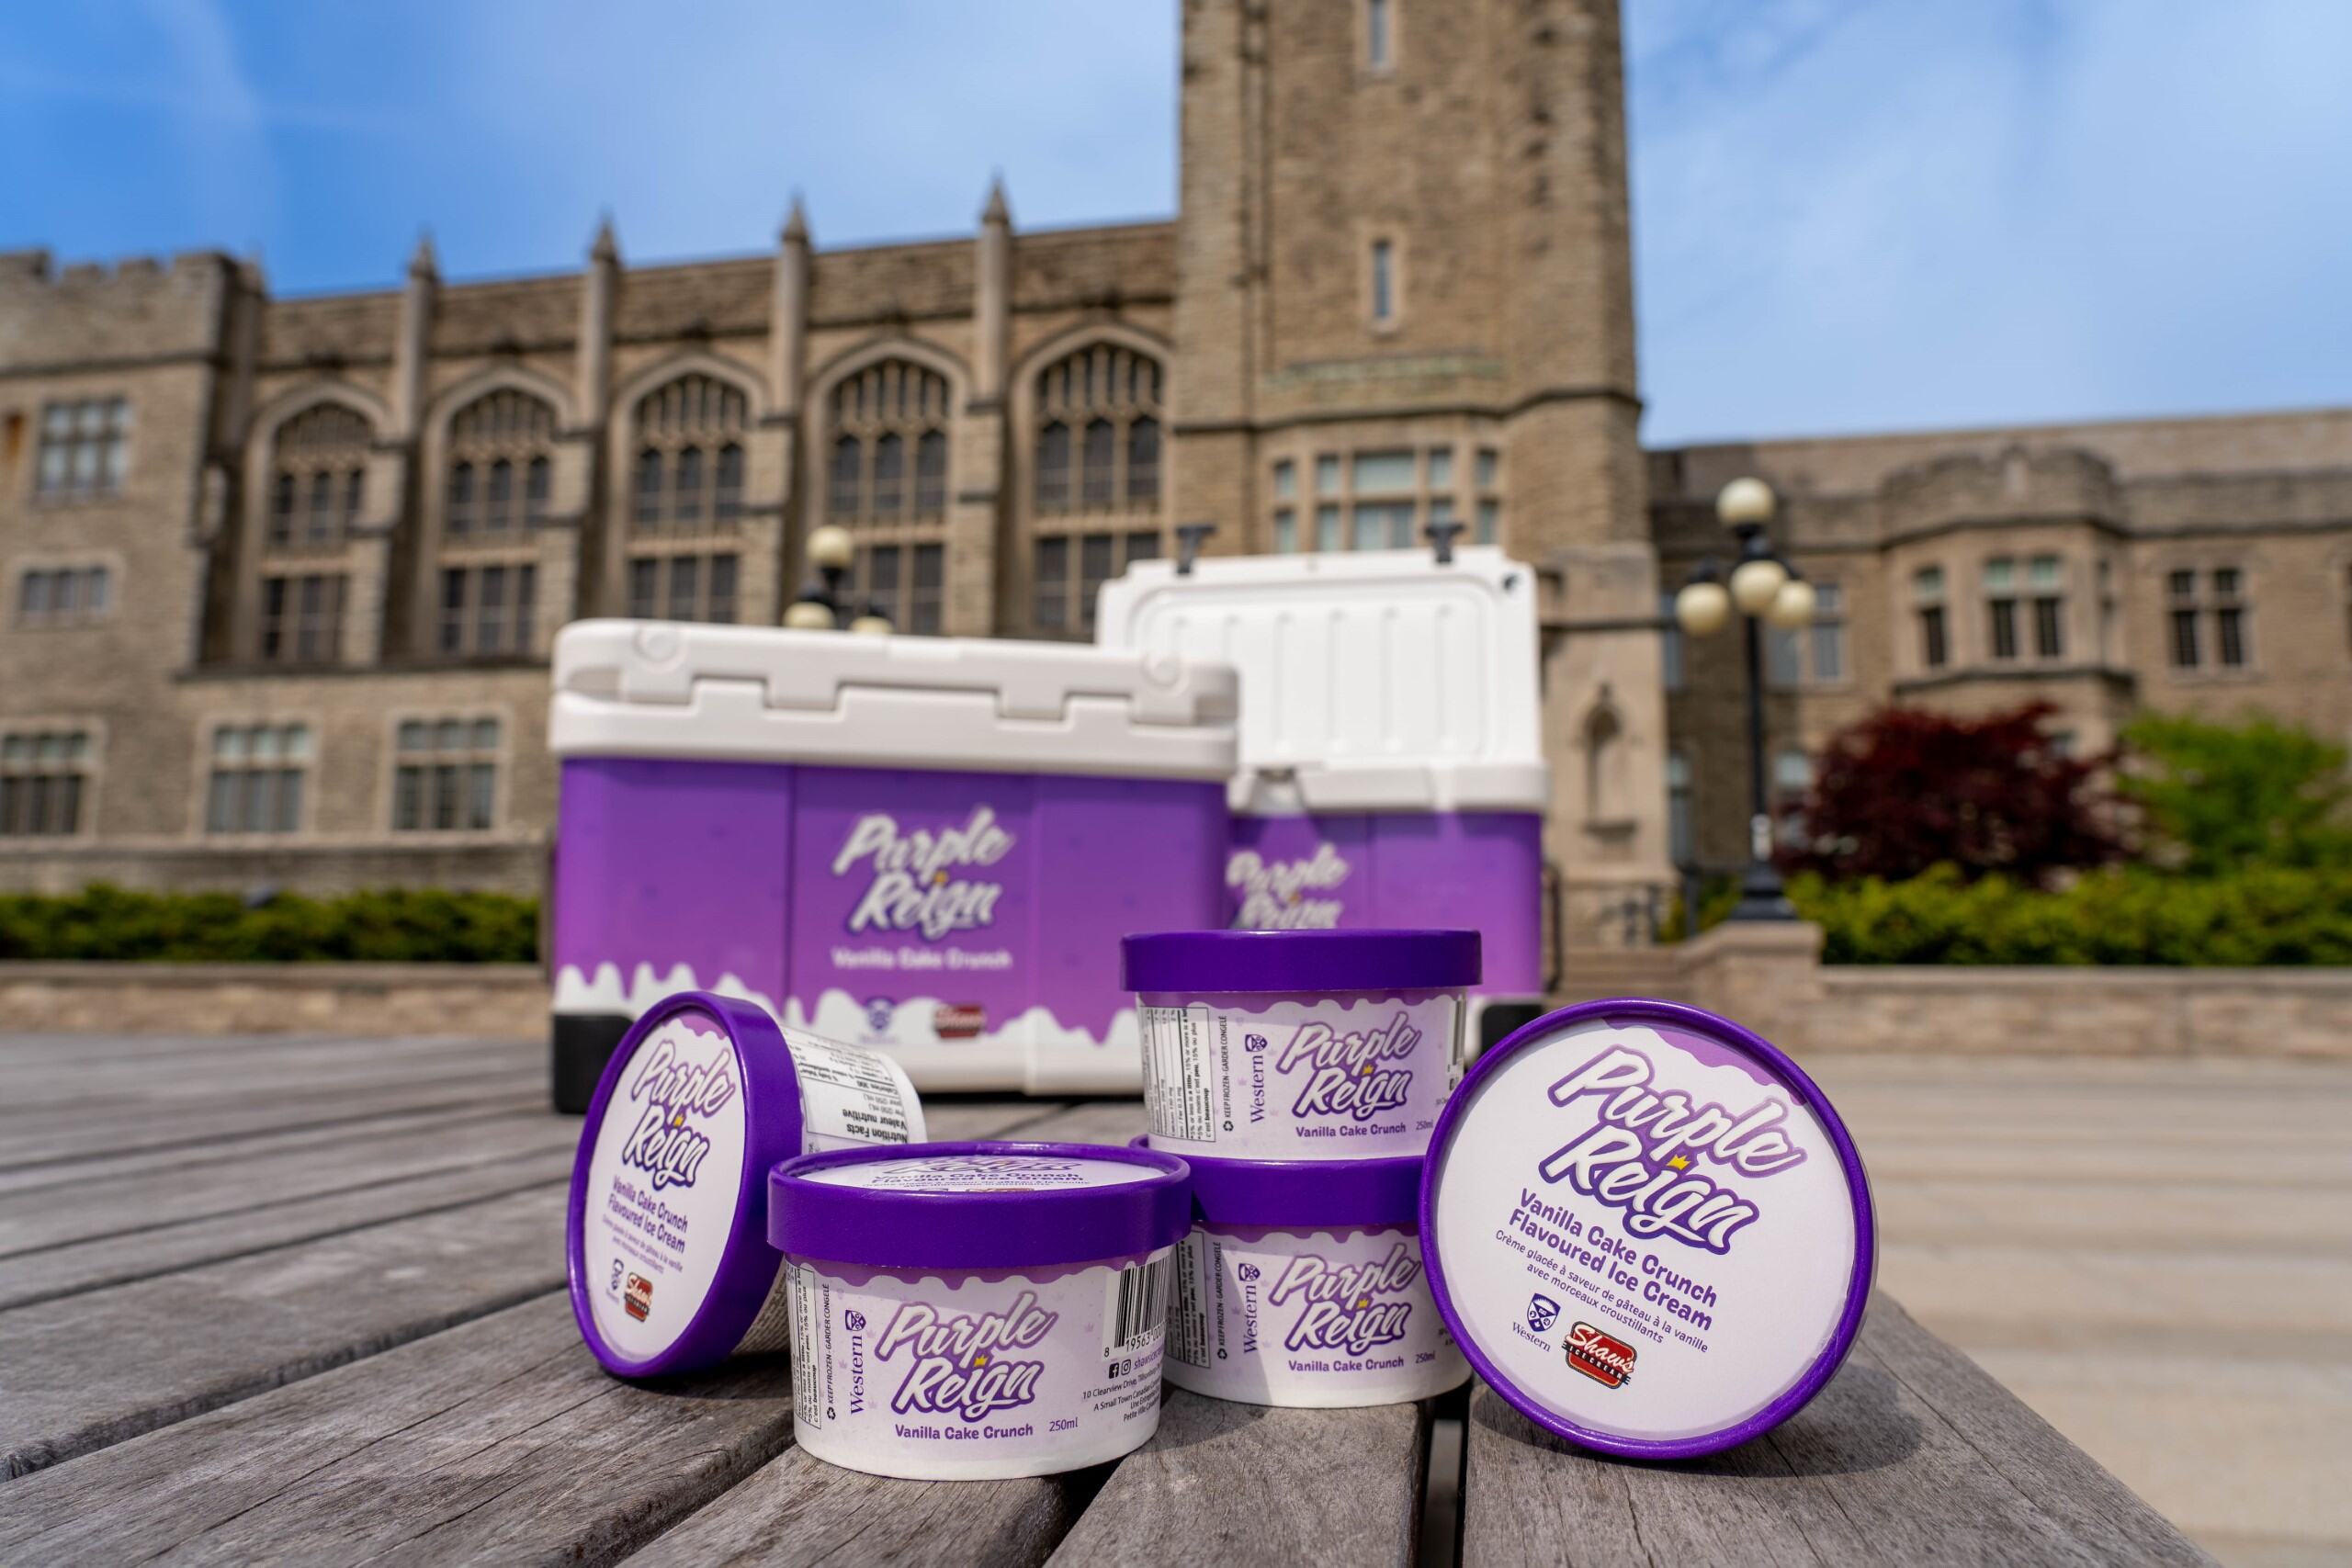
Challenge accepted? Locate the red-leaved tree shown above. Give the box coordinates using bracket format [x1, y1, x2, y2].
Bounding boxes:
[1777, 703, 2128, 886]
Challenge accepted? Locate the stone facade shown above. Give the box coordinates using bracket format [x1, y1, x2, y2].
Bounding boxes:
[3, 0, 2347, 948]
[1654, 411, 2352, 874]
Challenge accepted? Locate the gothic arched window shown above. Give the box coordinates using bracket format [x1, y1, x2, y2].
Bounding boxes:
[824, 358, 954, 635]
[1033, 343, 1163, 519]
[446, 388, 556, 539]
[1028, 341, 1166, 637]
[631, 373, 750, 536]
[268, 404, 371, 552]
[626, 372, 752, 624]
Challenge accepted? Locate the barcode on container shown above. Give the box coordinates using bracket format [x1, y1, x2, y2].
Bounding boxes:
[1105, 1252, 1172, 1357]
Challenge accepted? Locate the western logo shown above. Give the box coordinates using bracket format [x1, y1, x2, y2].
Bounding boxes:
[1527, 1293, 1560, 1333]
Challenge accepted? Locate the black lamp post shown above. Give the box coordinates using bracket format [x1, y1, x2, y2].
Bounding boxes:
[1672, 478, 1817, 922]
[786, 524, 889, 634]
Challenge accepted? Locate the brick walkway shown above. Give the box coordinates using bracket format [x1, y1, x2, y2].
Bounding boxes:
[1810, 1053, 2352, 1568]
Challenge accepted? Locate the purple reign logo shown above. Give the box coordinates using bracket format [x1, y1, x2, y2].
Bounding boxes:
[1277, 1010, 1420, 1122]
[617, 1028, 738, 1190]
[1269, 1241, 1420, 1355]
[831, 806, 1013, 941]
[1227, 842, 1350, 930]
[1537, 1045, 1809, 1254]
[876, 1291, 1058, 1422]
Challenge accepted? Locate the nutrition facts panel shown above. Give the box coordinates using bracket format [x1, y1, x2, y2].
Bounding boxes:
[1140, 1003, 1218, 1143]
[783, 1033, 924, 1151]
[1166, 1231, 1211, 1368]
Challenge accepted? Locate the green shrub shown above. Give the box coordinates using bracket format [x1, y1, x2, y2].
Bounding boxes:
[1791, 863, 2352, 965]
[0, 885, 538, 964]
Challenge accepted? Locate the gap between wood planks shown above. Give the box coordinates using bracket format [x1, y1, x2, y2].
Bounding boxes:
[0, 1080, 1072, 1481]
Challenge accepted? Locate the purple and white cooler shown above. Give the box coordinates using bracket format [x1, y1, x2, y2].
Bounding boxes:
[769, 1141, 1192, 1479]
[566, 990, 928, 1380]
[1095, 549, 1548, 1055]
[547, 620, 1238, 1109]
[1420, 998, 1875, 1458]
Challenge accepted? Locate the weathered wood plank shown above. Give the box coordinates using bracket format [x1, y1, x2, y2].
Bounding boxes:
[0, 1135, 570, 1310]
[0, 1109, 574, 1260]
[0, 1295, 797, 1567]
[0, 1070, 542, 1172]
[986, 1093, 1441, 1568]
[625, 1446, 1097, 1568]
[607, 1099, 1145, 1567]
[1046, 1391, 1433, 1567]
[0, 1094, 542, 1198]
[1458, 1292, 2217, 1567]
[0, 1094, 1050, 1478]
[0, 1183, 566, 1480]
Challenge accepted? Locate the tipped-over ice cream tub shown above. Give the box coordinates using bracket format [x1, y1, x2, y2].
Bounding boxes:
[567, 991, 925, 1380]
[1123, 929, 1478, 1161]
[768, 1141, 1192, 1480]
[1420, 998, 1874, 1459]
[1148, 1141, 1467, 1407]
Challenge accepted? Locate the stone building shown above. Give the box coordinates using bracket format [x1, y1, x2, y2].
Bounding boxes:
[2, 0, 2346, 959]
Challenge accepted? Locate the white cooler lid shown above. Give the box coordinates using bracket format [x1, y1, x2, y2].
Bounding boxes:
[1094, 547, 1548, 814]
[549, 620, 1238, 780]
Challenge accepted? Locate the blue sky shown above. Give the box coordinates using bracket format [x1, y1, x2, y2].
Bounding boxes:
[4, 0, 2347, 446]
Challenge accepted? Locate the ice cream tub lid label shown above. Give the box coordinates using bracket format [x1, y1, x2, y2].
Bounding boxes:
[1419, 998, 1874, 1459]
[567, 991, 927, 1379]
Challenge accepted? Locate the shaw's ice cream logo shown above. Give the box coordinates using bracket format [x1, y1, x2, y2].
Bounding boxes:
[1278, 1010, 1419, 1122]
[617, 1027, 738, 1191]
[877, 1291, 1057, 1422]
[1227, 843, 1349, 929]
[1536, 1044, 1809, 1254]
[833, 807, 1012, 941]
[1269, 1240, 1420, 1356]
[1566, 1321, 1637, 1388]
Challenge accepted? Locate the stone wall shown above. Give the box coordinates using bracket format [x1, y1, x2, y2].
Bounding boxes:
[0, 962, 545, 1038]
[7, 935, 2347, 1060]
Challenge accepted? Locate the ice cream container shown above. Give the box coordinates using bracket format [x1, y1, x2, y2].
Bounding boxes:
[1123, 929, 1479, 1161]
[1420, 998, 1875, 1460]
[1095, 549, 1548, 998]
[567, 990, 927, 1380]
[1142, 1140, 1467, 1407]
[768, 1141, 1192, 1480]
[547, 619, 1238, 1110]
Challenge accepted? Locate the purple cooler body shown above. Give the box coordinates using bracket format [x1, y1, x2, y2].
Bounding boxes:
[548, 621, 1238, 1108]
[1225, 809, 1544, 993]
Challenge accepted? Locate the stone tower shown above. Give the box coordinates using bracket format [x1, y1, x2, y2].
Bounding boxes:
[1170, 0, 1674, 942]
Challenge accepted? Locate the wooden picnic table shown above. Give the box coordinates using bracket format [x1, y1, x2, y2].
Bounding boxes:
[0, 1030, 2215, 1565]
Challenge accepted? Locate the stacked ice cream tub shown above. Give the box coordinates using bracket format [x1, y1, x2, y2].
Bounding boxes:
[1123, 928, 1480, 1407]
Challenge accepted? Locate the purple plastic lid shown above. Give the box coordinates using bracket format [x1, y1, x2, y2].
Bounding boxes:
[1130, 1137, 1421, 1229]
[566, 991, 807, 1380]
[770, 1141, 1193, 1269]
[1419, 998, 1875, 1461]
[1122, 928, 1481, 993]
